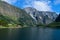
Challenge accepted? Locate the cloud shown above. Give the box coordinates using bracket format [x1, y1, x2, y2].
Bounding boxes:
[24, 0, 52, 11]
[33, 1, 52, 11]
[1, 0, 53, 11]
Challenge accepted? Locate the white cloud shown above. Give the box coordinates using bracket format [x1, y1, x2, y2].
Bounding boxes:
[33, 1, 52, 11]
[24, 0, 52, 11]
[1, 0, 53, 11]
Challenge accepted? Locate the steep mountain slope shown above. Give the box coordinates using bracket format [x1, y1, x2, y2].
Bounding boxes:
[0, 1, 59, 27]
[55, 14, 60, 22]
[24, 7, 58, 24]
[47, 14, 60, 27]
[0, 13, 15, 27]
[0, 1, 36, 27]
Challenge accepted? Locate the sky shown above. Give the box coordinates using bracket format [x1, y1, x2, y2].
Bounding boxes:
[1, 0, 60, 14]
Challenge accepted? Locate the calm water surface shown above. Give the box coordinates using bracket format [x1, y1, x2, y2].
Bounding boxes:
[0, 27, 60, 40]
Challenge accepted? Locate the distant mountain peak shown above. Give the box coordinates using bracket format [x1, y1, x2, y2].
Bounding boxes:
[24, 7, 58, 24]
[24, 7, 36, 10]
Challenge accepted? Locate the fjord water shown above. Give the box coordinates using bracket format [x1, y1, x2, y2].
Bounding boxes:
[0, 27, 60, 40]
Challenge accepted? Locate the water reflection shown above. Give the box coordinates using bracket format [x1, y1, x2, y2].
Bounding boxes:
[52, 29, 60, 40]
[0, 27, 60, 40]
[0, 28, 9, 40]
[30, 27, 53, 40]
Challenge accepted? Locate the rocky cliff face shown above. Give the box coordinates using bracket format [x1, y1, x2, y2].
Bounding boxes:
[24, 7, 58, 24]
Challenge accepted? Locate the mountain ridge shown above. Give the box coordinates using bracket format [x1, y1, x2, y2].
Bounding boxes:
[0, 1, 36, 27]
[24, 7, 58, 24]
[0, 1, 59, 27]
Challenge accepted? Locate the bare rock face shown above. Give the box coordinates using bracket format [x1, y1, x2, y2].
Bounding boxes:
[24, 7, 58, 24]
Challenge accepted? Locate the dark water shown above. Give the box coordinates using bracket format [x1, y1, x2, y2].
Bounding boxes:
[0, 27, 60, 40]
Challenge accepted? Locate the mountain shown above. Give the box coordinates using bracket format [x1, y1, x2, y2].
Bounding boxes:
[0, 13, 15, 27]
[24, 7, 58, 24]
[0, 1, 59, 27]
[47, 14, 60, 28]
[0, 1, 36, 27]
[55, 14, 60, 22]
